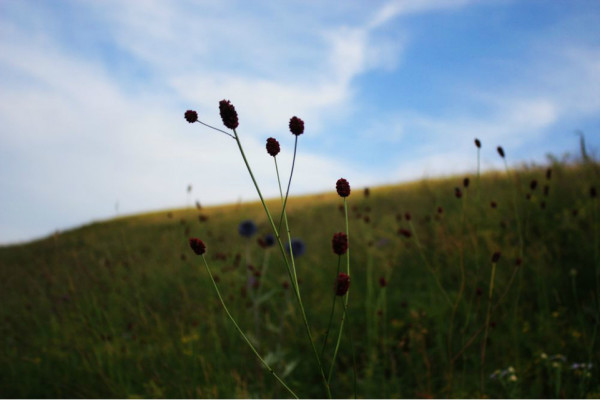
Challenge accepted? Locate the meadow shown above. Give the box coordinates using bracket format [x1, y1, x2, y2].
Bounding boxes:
[1, 145, 599, 398]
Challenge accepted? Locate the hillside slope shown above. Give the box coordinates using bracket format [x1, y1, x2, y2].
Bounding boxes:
[1, 159, 599, 398]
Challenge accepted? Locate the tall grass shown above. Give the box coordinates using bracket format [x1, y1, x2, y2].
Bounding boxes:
[1, 137, 599, 397]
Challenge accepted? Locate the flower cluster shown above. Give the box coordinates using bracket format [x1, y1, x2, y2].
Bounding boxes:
[335, 273, 351, 296]
[189, 238, 206, 255]
[289, 116, 304, 136]
[266, 137, 280, 157]
[336, 178, 351, 197]
[489, 366, 517, 382]
[219, 99, 239, 130]
[331, 232, 348, 255]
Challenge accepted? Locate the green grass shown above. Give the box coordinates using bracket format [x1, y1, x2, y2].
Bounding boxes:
[1, 156, 599, 398]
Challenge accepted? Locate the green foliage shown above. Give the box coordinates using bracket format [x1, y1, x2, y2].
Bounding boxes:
[1, 159, 599, 398]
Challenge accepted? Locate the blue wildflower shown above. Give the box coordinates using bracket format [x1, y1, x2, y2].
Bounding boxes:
[258, 233, 275, 248]
[286, 238, 306, 257]
[238, 220, 257, 238]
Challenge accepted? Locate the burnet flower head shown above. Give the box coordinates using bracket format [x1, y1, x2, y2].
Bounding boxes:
[331, 232, 348, 255]
[219, 100, 239, 130]
[335, 273, 351, 296]
[289, 116, 304, 136]
[266, 137, 280, 157]
[336, 178, 351, 197]
[189, 238, 206, 255]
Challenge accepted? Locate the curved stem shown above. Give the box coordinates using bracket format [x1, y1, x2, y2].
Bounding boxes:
[328, 198, 351, 383]
[194, 120, 236, 139]
[278, 136, 298, 232]
[480, 261, 498, 393]
[321, 256, 342, 359]
[232, 132, 329, 397]
[409, 220, 452, 306]
[200, 255, 298, 399]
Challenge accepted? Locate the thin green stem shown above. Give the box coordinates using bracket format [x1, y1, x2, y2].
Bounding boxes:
[195, 119, 236, 139]
[278, 136, 298, 233]
[409, 220, 452, 307]
[447, 190, 467, 392]
[328, 198, 351, 384]
[200, 255, 298, 399]
[321, 256, 342, 360]
[264, 151, 331, 398]
[480, 261, 498, 394]
[341, 300, 358, 399]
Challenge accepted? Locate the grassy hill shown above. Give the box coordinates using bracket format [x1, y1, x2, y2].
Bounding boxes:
[1, 156, 599, 398]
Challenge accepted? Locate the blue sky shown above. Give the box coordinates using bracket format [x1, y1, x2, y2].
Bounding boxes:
[1, 0, 599, 245]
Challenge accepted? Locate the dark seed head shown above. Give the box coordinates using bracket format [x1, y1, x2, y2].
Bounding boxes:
[497, 146, 505, 158]
[515, 258, 523, 266]
[398, 228, 412, 238]
[189, 238, 206, 255]
[591, 186, 598, 199]
[530, 180, 538, 191]
[490, 201, 497, 209]
[463, 177, 470, 188]
[546, 168, 552, 180]
[379, 277, 387, 287]
[219, 99, 239, 130]
[258, 234, 275, 249]
[475, 138, 481, 148]
[331, 232, 348, 255]
[266, 137, 280, 157]
[364, 187, 370, 197]
[184, 110, 198, 123]
[455, 187, 463, 199]
[335, 273, 351, 296]
[437, 206, 443, 214]
[289, 116, 304, 136]
[404, 212, 411, 221]
[491, 251, 501, 263]
[336, 178, 351, 197]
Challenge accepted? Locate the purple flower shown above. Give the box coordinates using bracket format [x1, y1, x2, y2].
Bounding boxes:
[336, 178, 351, 197]
[189, 238, 206, 255]
[266, 137, 280, 156]
[219, 99, 239, 130]
[289, 116, 304, 136]
[335, 273, 351, 296]
[331, 232, 348, 255]
[184, 110, 198, 123]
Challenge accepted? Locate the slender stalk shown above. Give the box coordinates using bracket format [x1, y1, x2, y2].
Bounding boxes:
[321, 256, 342, 359]
[503, 159, 523, 257]
[195, 120, 236, 139]
[409, 220, 452, 306]
[328, 197, 351, 383]
[278, 135, 298, 232]
[199, 254, 298, 399]
[274, 157, 300, 290]
[480, 260, 498, 394]
[341, 300, 358, 399]
[446, 189, 467, 391]
[254, 148, 329, 398]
